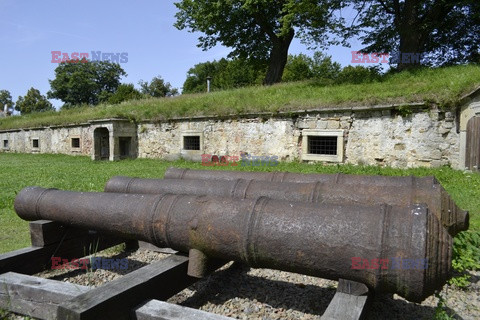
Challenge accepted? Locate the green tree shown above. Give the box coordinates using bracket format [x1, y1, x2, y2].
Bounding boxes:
[336, 65, 382, 84]
[107, 84, 143, 104]
[175, 0, 345, 85]
[15, 88, 54, 114]
[183, 61, 219, 94]
[348, 0, 480, 70]
[282, 54, 314, 82]
[310, 52, 341, 80]
[0, 90, 14, 111]
[139, 76, 178, 98]
[282, 52, 341, 82]
[48, 59, 127, 107]
[216, 58, 265, 89]
[182, 58, 264, 93]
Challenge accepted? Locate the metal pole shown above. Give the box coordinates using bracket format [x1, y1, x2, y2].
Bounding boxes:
[206, 76, 212, 93]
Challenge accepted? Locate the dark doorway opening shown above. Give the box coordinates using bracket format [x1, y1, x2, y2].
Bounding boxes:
[94, 128, 110, 160]
[119, 137, 132, 159]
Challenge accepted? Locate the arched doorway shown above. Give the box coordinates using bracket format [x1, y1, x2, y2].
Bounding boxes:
[94, 128, 110, 160]
[465, 116, 480, 171]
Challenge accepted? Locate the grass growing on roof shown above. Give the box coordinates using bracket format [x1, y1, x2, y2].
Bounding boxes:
[1, 64, 479, 131]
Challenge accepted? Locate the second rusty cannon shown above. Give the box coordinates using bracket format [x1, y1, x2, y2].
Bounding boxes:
[106, 173, 468, 236]
[14, 186, 452, 303]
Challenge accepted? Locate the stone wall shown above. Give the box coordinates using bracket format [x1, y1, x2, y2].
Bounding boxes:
[0, 125, 92, 156]
[137, 106, 460, 169]
[0, 106, 464, 169]
[137, 118, 299, 161]
[0, 120, 137, 160]
[345, 109, 459, 168]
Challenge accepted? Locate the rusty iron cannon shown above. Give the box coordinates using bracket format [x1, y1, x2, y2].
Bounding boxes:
[164, 168, 468, 236]
[14, 186, 452, 303]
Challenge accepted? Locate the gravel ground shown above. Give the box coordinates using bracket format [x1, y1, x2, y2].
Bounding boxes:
[2, 247, 479, 320]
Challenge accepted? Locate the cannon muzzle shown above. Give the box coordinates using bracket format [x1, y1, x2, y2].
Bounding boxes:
[14, 186, 452, 303]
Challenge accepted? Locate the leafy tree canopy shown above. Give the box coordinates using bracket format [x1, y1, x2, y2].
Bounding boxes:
[182, 58, 265, 94]
[48, 59, 127, 108]
[0, 90, 14, 111]
[347, 0, 480, 70]
[106, 84, 143, 105]
[15, 88, 54, 114]
[282, 52, 380, 84]
[175, 0, 345, 85]
[139, 76, 179, 98]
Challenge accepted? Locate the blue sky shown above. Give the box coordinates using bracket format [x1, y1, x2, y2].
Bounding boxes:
[0, 0, 363, 108]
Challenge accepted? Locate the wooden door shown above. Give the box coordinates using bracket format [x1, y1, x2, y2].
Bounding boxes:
[466, 116, 480, 171]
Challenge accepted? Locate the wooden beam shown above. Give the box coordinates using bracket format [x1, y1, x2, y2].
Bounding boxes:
[0, 272, 90, 320]
[135, 299, 235, 320]
[321, 279, 372, 320]
[57, 254, 211, 320]
[29, 220, 88, 247]
[0, 232, 124, 275]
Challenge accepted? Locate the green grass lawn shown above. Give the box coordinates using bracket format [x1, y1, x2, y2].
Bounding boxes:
[0, 153, 479, 254]
[1, 64, 479, 131]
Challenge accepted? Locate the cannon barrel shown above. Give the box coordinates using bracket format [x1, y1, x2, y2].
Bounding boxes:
[164, 168, 468, 235]
[166, 167, 445, 186]
[15, 187, 452, 303]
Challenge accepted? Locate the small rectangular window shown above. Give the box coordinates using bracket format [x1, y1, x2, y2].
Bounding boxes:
[32, 139, 39, 148]
[301, 129, 344, 162]
[71, 138, 80, 148]
[308, 136, 338, 155]
[3, 140, 8, 149]
[183, 136, 200, 151]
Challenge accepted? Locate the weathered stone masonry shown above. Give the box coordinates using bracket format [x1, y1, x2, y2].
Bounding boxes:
[1, 90, 480, 171]
[136, 105, 460, 168]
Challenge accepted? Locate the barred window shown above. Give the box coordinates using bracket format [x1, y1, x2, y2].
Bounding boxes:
[183, 136, 200, 151]
[71, 138, 80, 148]
[301, 129, 344, 163]
[308, 136, 338, 155]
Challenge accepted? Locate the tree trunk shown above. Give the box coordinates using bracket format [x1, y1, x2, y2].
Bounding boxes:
[264, 29, 295, 85]
[397, 0, 423, 71]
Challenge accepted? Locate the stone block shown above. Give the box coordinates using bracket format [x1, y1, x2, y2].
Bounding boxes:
[430, 149, 443, 160]
[327, 120, 340, 129]
[316, 121, 328, 129]
[297, 120, 309, 129]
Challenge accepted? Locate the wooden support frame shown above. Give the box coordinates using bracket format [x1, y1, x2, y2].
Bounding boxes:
[57, 254, 195, 320]
[0, 221, 125, 275]
[0, 233, 124, 275]
[0, 272, 234, 320]
[57, 254, 227, 320]
[0, 253, 228, 320]
[321, 279, 373, 320]
[135, 299, 235, 320]
[29, 220, 88, 247]
[0, 221, 375, 319]
[0, 272, 90, 320]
